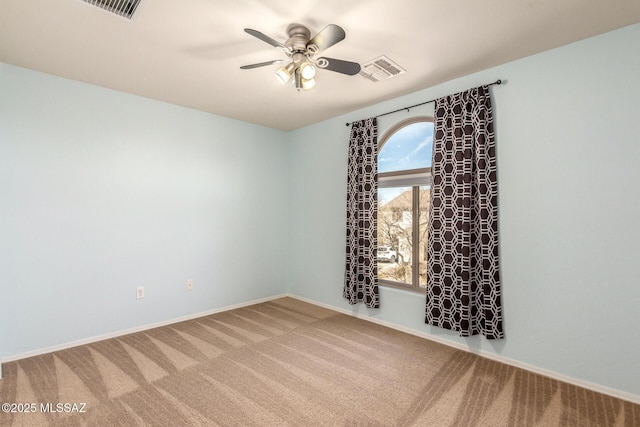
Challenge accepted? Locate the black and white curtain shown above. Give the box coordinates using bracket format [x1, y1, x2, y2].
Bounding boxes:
[344, 118, 379, 308]
[425, 85, 503, 338]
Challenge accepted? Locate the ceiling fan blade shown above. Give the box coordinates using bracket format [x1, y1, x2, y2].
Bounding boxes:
[244, 28, 289, 51]
[317, 57, 361, 75]
[240, 60, 285, 70]
[307, 24, 346, 53]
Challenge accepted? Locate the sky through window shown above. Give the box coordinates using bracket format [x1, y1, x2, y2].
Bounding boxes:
[379, 121, 433, 205]
[378, 121, 433, 174]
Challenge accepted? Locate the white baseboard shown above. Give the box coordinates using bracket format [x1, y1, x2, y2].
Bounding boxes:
[287, 293, 640, 405]
[0, 294, 287, 365]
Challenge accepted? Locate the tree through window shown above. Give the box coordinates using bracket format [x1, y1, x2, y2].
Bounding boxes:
[377, 118, 433, 291]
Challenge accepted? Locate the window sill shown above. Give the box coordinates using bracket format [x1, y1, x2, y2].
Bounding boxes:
[379, 279, 426, 294]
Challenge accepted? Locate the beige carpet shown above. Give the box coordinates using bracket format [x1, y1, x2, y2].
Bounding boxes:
[1, 297, 638, 426]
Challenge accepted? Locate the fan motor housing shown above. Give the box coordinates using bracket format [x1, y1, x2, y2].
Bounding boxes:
[285, 24, 311, 51]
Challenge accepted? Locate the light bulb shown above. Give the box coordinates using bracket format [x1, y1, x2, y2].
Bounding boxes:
[300, 62, 316, 80]
[302, 77, 316, 90]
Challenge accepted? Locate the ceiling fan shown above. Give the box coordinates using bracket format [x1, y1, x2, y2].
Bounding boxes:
[240, 23, 361, 91]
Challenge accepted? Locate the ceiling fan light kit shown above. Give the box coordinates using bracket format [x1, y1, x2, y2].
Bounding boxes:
[241, 23, 361, 92]
[275, 51, 317, 90]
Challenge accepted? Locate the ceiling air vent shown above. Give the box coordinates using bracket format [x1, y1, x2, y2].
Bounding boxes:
[81, 0, 142, 19]
[360, 55, 406, 82]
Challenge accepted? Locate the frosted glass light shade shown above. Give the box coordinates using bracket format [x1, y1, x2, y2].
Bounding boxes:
[302, 77, 316, 90]
[300, 62, 316, 80]
[275, 63, 294, 84]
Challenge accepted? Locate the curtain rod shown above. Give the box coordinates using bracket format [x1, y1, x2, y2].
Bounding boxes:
[345, 79, 502, 127]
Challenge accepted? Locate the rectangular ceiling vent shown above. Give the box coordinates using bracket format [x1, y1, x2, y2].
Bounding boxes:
[360, 55, 406, 82]
[81, 0, 142, 19]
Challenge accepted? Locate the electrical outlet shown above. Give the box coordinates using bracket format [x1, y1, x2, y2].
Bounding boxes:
[136, 286, 145, 299]
[186, 280, 193, 291]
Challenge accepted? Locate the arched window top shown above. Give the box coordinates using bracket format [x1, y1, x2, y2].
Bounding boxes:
[378, 118, 433, 174]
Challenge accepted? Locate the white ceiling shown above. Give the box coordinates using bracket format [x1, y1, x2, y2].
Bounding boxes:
[1, 0, 639, 131]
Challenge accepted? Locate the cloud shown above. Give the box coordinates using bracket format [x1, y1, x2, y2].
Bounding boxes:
[398, 136, 432, 165]
[378, 122, 434, 172]
[411, 136, 432, 156]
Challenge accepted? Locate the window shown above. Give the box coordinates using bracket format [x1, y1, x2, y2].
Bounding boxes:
[377, 118, 433, 291]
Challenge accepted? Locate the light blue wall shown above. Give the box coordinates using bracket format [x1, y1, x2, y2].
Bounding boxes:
[2, 23, 639, 398]
[0, 63, 289, 357]
[287, 24, 640, 396]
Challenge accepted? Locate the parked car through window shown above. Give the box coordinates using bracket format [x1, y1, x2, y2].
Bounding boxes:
[377, 246, 397, 263]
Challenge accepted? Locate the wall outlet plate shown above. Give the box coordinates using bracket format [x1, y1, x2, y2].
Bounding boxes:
[186, 280, 193, 291]
[136, 286, 144, 299]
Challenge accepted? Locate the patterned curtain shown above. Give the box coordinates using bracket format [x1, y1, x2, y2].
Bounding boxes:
[344, 118, 379, 308]
[425, 85, 503, 338]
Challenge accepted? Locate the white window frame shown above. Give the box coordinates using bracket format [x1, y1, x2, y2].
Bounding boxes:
[378, 117, 433, 292]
